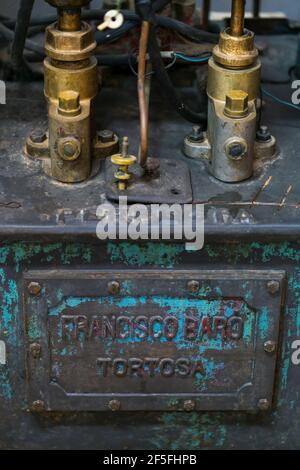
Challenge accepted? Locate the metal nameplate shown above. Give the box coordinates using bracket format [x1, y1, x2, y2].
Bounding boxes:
[24, 269, 285, 412]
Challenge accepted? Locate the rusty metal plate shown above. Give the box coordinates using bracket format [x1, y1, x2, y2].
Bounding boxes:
[24, 269, 285, 412]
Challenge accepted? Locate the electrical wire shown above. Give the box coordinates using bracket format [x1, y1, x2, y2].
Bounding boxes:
[174, 52, 211, 63]
[11, 0, 35, 72]
[261, 87, 300, 111]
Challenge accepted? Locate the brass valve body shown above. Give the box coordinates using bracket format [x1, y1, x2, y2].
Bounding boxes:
[43, 0, 98, 183]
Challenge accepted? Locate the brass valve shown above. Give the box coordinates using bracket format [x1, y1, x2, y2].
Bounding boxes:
[111, 137, 136, 191]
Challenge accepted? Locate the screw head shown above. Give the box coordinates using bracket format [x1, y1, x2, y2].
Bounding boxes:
[30, 343, 41, 358]
[183, 400, 196, 412]
[267, 280, 280, 295]
[264, 340, 276, 354]
[108, 399, 121, 411]
[258, 398, 270, 411]
[187, 280, 200, 293]
[31, 400, 45, 412]
[98, 129, 114, 143]
[28, 282, 41, 296]
[108, 281, 120, 295]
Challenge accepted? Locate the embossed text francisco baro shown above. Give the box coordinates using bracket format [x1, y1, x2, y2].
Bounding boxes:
[59, 313, 244, 377]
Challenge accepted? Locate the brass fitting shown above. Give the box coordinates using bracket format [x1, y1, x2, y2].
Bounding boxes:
[58, 90, 81, 116]
[224, 90, 249, 118]
[111, 137, 136, 191]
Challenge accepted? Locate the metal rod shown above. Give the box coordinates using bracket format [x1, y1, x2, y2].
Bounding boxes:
[138, 21, 150, 168]
[253, 0, 260, 18]
[230, 0, 245, 37]
[202, 0, 211, 30]
[57, 8, 82, 32]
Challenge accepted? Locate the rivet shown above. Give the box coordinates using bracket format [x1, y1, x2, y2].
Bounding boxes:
[187, 280, 199, 293]
[267, 280, 280, 295]
[31, 400, 45, 412]
[108, 281, 120, 295]
[108, 399, 121, 411]
[183, 400, 196, 412]
[264, 340, 276, 354]
[28, 282, 41, 296]
[30, 343, 41, 359]
[258, 398, 270, 411]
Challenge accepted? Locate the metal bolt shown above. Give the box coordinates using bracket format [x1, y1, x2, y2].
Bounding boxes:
[57, 136, 81, 161]
[224, 90, 249, 118]
[264, 340, 276, 354]
[108, 281, 120, 295]
[98, 129, 114, 143]
[30, 130, 47, 144]
[187, 280, 200, 293]
[226, 141, 247, 160]
[256, 125, 272, 143]
[28, 282, 41, 296]
[58, 90, 81, 117]
[258, 398, 270, 411]
[31, 400, 45, 412]
[108, 399, 121, 411]
[183, 400, 196, 412]
[30, 343, 41, 359]
[188, 125, 204, 143]
[267, 280, 280, 295]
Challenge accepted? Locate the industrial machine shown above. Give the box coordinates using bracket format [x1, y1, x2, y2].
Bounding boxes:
[0, 0, 299, 450]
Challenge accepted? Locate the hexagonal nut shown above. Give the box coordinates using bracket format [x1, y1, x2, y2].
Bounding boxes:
[57, 136, 81, 161]
[224, 90, 249, 118]
[31, 400, 45, 412]
[225, 138, 248, 161]
[45, 22, 96, 60]
[58, 91, 81, 117]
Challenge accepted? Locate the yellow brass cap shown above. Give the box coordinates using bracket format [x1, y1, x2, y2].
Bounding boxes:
[111, 154, 136, 166]
[224, 90, 249, 118]
[58, 90, 81, 116]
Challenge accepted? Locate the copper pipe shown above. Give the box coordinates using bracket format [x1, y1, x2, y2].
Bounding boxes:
[58, 8, 82, 31]
[138, 21, 150, 168]
[230, 0, 245, 37]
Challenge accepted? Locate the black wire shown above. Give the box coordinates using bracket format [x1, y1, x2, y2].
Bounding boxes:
[147, 24, 207, 126]
[11, 0, 35, 71]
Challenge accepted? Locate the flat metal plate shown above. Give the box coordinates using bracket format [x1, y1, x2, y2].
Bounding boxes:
[105, 158, 193, 204]
[24, 269, 285, 412]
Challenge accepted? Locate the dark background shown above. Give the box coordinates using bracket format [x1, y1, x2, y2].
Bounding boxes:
[0, 0, 300, 20]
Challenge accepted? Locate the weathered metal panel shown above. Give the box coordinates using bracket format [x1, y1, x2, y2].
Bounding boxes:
[24, 269, 285, 412]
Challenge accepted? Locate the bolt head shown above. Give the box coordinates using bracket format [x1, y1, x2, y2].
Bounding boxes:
[28, 282, 41, 296]
[224, 90, 249, 118]
[226, 140, 248, 160]
[264, 340, 276, 354]
[98, 129, 114, 143]
[256, 125, 271, 142]
[267, 280, 280, 295]
[258, 398, 270, 411]
[58, 91, 81, 116]
[183, 400, 196, 412]
[30, 130, 47, 144]
[187, 280, 200, 293]
[30, 343, 41, 358]
[108, 281, 120, 295]
[57, 136, 81, 161]
[108, 399, 121, 411]
[31, 400, 45, 412]
[188, 125, 204, 143]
